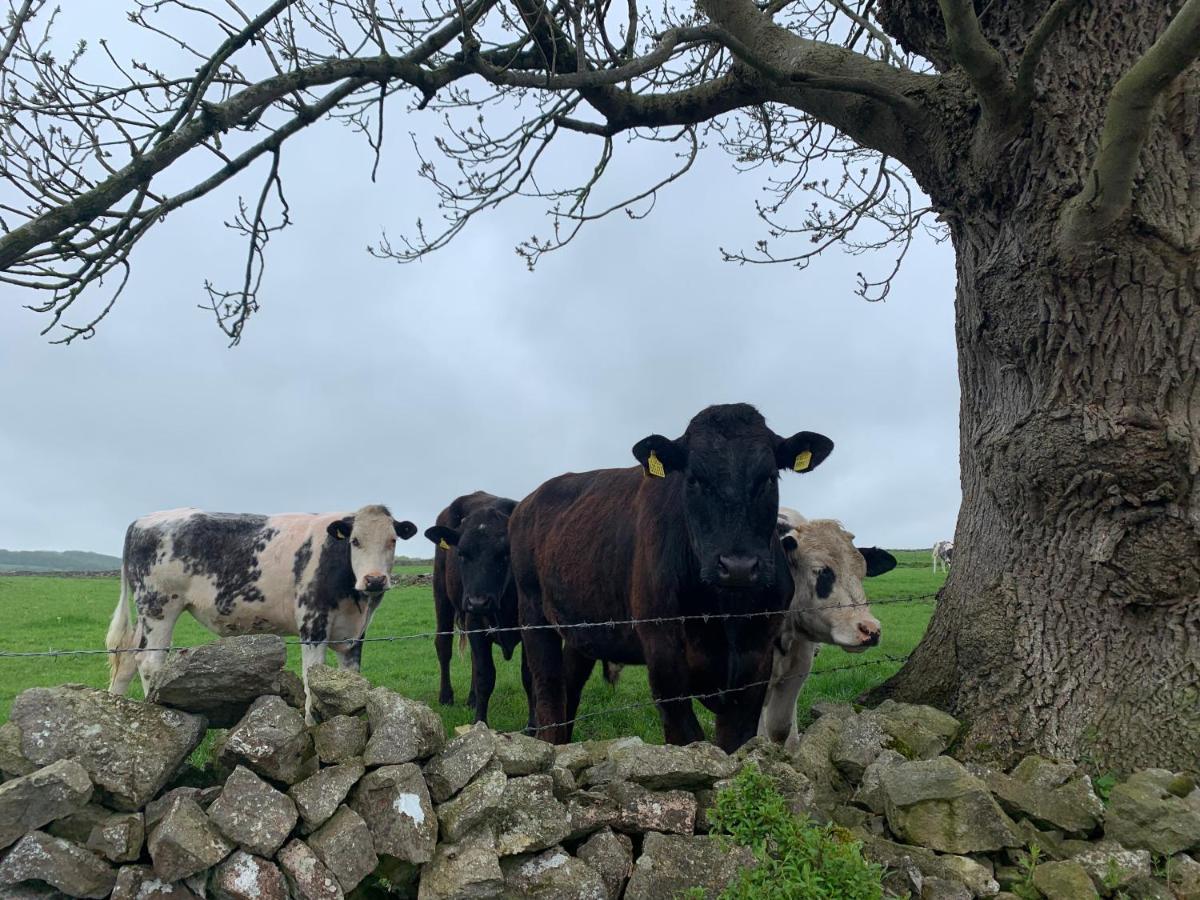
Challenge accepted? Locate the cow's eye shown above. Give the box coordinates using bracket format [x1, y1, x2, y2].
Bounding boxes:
[351, 538, 361, 548]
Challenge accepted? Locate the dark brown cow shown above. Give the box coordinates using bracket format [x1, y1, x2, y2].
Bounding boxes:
[509, 404, 833, 751]
[424, 491, 531, 727]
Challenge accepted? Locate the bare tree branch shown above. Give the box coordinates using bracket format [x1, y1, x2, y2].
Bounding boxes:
[1061, 0, 1200, 241]
[934, 0, 1014, 123]
[1013, 0, 1089, 115]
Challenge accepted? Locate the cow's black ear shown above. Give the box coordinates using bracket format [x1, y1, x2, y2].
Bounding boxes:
[424, 525, 460, 549]
[632, 434, 687, 478]
[859, 547, 897, 578]
[776, 431, 834, 473]
[394, 520, 418, 540]
[781, 533, 799, 553]
[327, 516, 354, 540]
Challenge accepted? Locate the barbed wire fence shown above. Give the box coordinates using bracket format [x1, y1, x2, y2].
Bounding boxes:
[0, 592, 937, 734]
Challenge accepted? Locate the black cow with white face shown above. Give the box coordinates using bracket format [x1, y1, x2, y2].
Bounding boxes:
[425, 492, 530, 727]
[509, 403, 834, 750]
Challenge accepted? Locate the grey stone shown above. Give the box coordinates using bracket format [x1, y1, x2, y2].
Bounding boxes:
[46, 802, 110, 844]
[563, 790, 621, 841]
[1072, 846, 1151, 895]
[624, 832, 754, 900]
[1032, 860, 1100, 899]
[348, 763, 437, 864]
[0, 759, 93, 849]
[494, 775, 571, 856]
[307, 805, 378, 894]
[575, 828, 632, 900]
[730, 743, 818, 819]
[0, 830, 116, 898]
[554, 738, 643, 778]
[219, 695, 317, 785]
[872, 700, 961, 760]
[0, 880, 68, 899]
[1167, 853, 1200, 899]
[273, 669, 308, 713]
[145, 787, 219, 831]
[880, 756, 1018, 853]
[920, 877, 972, 900]
[501, 847, 607, 899]
[112, 865, 200, 899]
[211, 850, 289, 900]
[289, 759, 364, 833]
[1105, 770, 1200, 855]
[423, 726, 495, 803]
[603, 781, 696, 835]
[417, 842, 505, 899]
[984, 769, 1103, 836]
[312, 716, 367, 765]
[811, 702, 857, 720]
[832, 713, 890, 782]
[582, 741, 734, 791]
[86, 811, 144, 863]
[207, 766, 298, 857]
[276, 838, 345, 900]
[435, 769, 507, 844]
[493, 732, 555, 776]
[788, 713, 848, 803]
[363, 688, 445, 766]
[854, 749, 907, 814]
[146, 635, 289, 728]
[1010, 756, 1077, 790]
[0, 720, 37, 778]
[306, 665, 371, 719]
[550, 765, 576, 798]
[1120, 876, 1175, 899]
[6, 685, 206, 811]
[860, 836, 1000, 897]
[147, 796, 235, 882]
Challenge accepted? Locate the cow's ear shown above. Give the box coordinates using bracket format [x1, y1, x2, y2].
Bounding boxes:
[327, 516, 354, 540]
[632, 434, 687, 478]
[775, 431, 834, 473]
[394, 520, 418, 540]
[859, 547, 897, 578]
[780, 533, 799, 553]
[424, 525, 459, 549]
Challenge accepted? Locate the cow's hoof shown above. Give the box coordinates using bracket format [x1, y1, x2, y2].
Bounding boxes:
[439, 692, 454, 706]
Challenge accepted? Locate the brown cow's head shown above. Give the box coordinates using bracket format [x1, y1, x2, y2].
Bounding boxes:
[632, 404, 833, 589]
[327, 504, 418, 593]
[425, 501, 516, 622]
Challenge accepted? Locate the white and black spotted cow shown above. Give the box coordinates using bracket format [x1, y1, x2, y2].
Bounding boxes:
[106, 504, 417, 719]
[932, 539, 954, 573]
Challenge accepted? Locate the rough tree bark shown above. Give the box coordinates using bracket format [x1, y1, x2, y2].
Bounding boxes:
[865, 0, 1200, 773]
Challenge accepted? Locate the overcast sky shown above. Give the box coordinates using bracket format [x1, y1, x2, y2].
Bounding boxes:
[0, 4, 960, 556]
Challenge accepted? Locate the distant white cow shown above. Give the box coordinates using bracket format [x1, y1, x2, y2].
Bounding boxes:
[758, 508, 896, 749]
[106, 504, 417, 720]
[932, 539, 954, 573]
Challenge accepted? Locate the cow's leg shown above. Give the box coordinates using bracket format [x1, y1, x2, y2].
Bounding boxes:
[333, 641, 363, 673]
[715, 679, 771, 752]
[520, 648, 536, 735]
[642, 632, 705, 746]
[518, 582, 568, 743]
[135, 598, 183, 694]
[467, 629, 497, 725]
[300, 640, 327, 724]
[561, 647, 597, 743]
[757, 638, 816, 750]
[109, 617, 143, 696]
[434, 592, 456, 706]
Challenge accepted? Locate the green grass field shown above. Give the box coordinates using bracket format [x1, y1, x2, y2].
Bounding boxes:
[0, 551, 943, 743]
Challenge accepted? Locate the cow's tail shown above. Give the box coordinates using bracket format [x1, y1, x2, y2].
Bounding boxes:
[455, 611, 468, 655]
[602, 661, 624, 688]
[106, 548, 136, 686]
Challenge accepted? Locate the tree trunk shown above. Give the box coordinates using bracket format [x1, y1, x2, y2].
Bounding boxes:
[866, 1, 1200, 774]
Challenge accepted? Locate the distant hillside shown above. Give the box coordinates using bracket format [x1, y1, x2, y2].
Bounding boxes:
[0, 549, 121, 572]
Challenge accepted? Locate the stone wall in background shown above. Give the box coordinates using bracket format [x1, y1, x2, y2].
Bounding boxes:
[0, 635, 1197, 899]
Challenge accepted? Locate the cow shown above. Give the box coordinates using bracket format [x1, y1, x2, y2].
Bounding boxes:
[423, 491, 529, 727]
[508, 403, 833, 751]
[932, 539, 954, 573]
[424, 491, 623, 727]
[106, 504, 417, 720]
[758, 508, 896, 749]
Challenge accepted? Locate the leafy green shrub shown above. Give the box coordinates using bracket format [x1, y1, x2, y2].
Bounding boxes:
[696, 765, 886, 900]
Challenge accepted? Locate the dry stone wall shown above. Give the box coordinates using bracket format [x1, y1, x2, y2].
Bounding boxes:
[0, 635, 1197, 899]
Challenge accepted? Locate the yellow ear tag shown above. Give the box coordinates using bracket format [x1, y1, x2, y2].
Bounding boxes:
[647, 450, 666, 478]
[793, 450, 812, 472]
[439, 539, 451, 551]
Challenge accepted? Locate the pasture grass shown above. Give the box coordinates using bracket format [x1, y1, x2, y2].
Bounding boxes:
[0, 551, 945, 743]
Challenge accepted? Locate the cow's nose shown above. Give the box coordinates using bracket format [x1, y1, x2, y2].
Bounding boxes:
[465, 595, 491, 612]
[716, 555, 760, 587]
[859, 622, 881, 646]
[363, 574, 389, 592]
